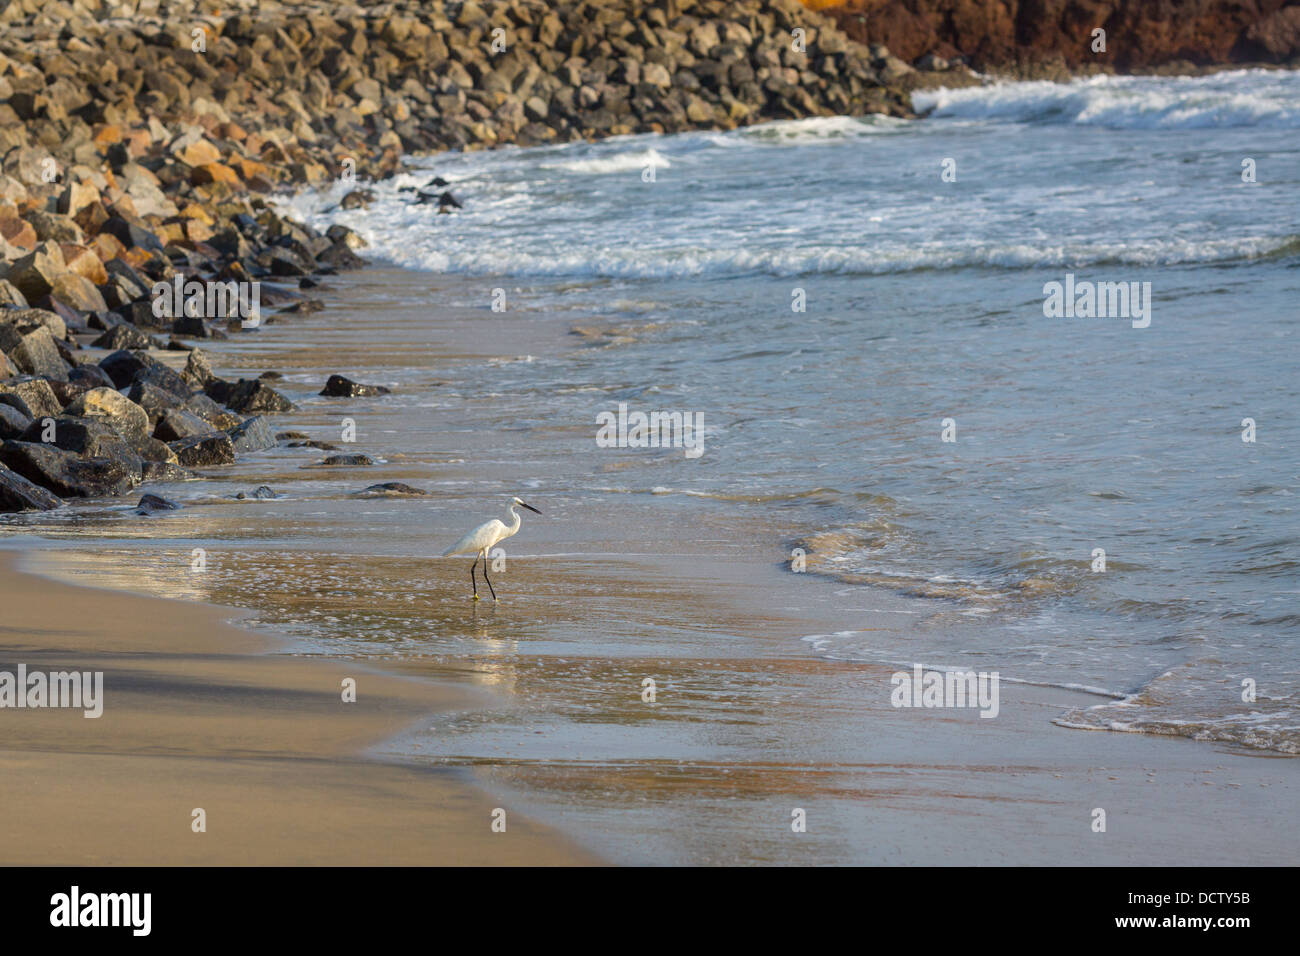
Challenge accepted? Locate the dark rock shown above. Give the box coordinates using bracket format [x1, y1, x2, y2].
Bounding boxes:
[183, 393, 242, 430]
[0, 404, 33, 440]
[181, 349, 215, 388]
[0, 378, 62, 420]
[204, 378, 294, 413]
[141, 461, 196, 482]
[320, 374, 390, 397]
[0, 323, 68, 379]
[135, 492, 181, 514]
[126, 380, 183, 424]
[0, 440, 140, 498]
[68, 364, 116, 390]
[154, 408, 218, 443]
[318, 454, 375, 466]
[233, 485, 277, 500]
[357, 482, 429, 496]
[18, 416, 142, 467]
[276, 431, 308, 440]
[92, 324, 152, 350]
[0, 463, 62, 512]
[172, 314, 214, 338]
[168, 433, 236, 467]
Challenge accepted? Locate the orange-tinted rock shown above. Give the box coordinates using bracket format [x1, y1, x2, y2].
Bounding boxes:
[191, 162, 239, 186]
[59, 244, 109, 285]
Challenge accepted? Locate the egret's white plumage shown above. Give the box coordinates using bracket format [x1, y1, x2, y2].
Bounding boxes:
[444, 496, 541, 600]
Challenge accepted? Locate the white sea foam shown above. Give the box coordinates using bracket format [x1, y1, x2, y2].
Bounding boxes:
[914, 69, 1300, 128]
[543, 147, 672, 174]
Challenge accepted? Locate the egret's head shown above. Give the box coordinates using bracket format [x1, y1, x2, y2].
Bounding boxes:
[512, 496, 541, 515]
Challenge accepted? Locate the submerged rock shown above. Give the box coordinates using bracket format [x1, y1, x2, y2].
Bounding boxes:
[135, 492, 181, 514]
[318, 454, 374, 466]
[356, 482, 428, 496]
[320, 374, 390, 397]
[232, 485, 277, 500]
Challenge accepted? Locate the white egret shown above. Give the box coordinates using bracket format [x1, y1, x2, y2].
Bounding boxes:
[443, 496, 542, 601]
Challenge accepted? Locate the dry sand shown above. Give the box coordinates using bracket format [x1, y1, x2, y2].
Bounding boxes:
[0, 552, 595, 865]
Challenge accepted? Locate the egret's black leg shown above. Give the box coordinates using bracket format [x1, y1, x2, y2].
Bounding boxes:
[481, 554, 498, 602]
[470, 556, 479, 600]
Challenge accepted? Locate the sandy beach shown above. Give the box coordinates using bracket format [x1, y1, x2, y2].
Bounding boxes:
[0, 550, 594, 865]
[1, 0, 1296, 873]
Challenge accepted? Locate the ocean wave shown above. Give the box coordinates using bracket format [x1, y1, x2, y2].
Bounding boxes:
[542, 147, 671, 174]
[914, 70, 1300, 129]
[1056, 663, 1300, 754]
[319, 232, 1300, 280]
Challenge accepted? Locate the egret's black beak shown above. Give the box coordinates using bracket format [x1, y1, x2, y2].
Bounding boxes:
[521, 502, 541, 515]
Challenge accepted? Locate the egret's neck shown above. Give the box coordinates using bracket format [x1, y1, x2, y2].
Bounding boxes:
[505, 504, 523, 536]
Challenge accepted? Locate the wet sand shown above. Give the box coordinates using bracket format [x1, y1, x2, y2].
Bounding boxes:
[0, 551, 595, 865]
[15, 540, 1298, 866]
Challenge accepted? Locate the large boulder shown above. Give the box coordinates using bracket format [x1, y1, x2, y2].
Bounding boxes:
[183, 392, 242, 430]
[168, 432, 236, 467]
[18, 416, 141, 466]
[91, 324, 152, 351]
[98, 349, 189, 397]
[0, 323, 67, 379]
[0, 440, 140, 498]
[2, 307, 66, 340]
[0, 242, 65, 301]
[126, 380, 184, 424]
[0, 463, 62, 512]
[154, 407, 216, 442]
[204, 377, 295, 413]
[228, 415, 276, 452]
[0, 403, 33, 439]
[0, 378, 62, 420]
[64, 387, 150, 443]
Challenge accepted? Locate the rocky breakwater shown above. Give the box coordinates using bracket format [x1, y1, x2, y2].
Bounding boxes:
[1, 0, 916, 514]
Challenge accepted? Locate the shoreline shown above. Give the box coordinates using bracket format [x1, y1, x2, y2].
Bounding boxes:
[0, 547, 598, 864]
[14, 529, 1300, 866]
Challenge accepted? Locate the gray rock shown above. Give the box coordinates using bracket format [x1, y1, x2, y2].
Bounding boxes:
[154, 408, 218, 442]
[228, 415, 276, 452]
[0, 403, 32, 440]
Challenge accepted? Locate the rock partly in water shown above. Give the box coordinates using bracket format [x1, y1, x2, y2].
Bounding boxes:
[0, 440, 140, 498]
[135, 492, 181, 514]
[168, 433, 237, 467]
[227, 415, 276, 453]
[0, 462, 62, 512]
[320, 374, 390, 398]
[356, 482, 429, 496]
[205, 378, 295, 413]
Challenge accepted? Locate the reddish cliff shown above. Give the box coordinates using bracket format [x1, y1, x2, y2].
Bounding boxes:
[806, 0, 1300, 72]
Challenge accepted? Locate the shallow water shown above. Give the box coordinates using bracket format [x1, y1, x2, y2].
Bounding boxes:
[3, 70, 1298, 863]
